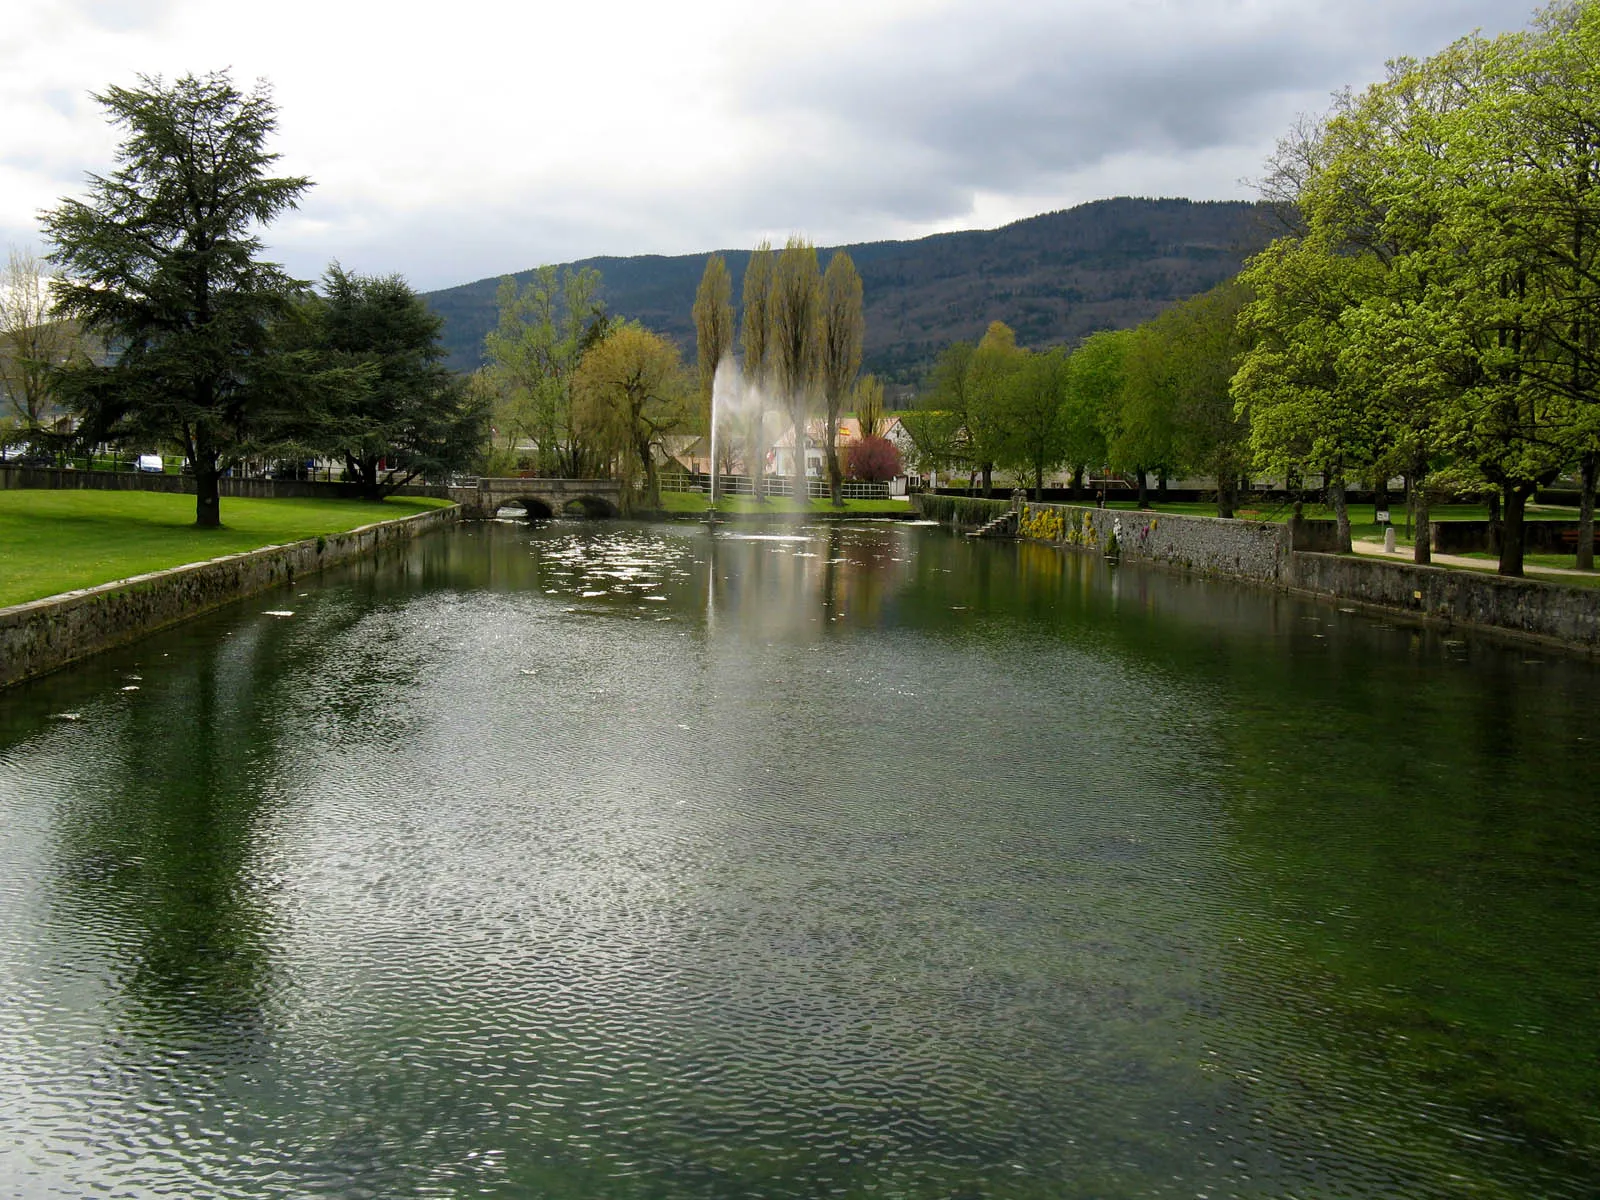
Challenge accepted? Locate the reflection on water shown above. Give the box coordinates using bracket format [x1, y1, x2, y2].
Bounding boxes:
[0, 518, 1596, 1198]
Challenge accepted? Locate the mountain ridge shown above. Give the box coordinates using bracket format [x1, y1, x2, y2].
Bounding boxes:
[422, 196, 1269, 382]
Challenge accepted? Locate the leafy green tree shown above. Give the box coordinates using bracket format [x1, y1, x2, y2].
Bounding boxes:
[574, 322, 692, 511]
[918, 340, 976, 480]
[1116, 282, 1250, 515]
[1105, 326, 1178, 509]
[968, 321, 1023, 495]
[484, 265, 608, 478]
[1234, 236, 1386, 547]
[819, 250, 864, 506]
[995, 347, 1069, 499]
[43, 71, 310, 527]
[1459, 6, 1600, 568]
[296, 265, 488, 498]
[1060, 330, 1126, 498]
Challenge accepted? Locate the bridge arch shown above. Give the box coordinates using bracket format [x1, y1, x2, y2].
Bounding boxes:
[496, 496, 555, 519]
[450, 477, 624, 520]
[562, 495, 620, 519]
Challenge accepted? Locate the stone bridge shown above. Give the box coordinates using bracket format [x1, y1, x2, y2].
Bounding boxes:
[447, 477, 623, 519]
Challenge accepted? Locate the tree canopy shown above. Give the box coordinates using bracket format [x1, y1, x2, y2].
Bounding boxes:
[292, 265, 489, 498]
[43, 71, 310, 526]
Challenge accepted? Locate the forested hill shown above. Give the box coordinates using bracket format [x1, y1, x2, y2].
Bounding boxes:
[422, 197, 1268, 382]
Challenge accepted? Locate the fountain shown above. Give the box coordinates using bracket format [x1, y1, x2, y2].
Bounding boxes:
[707, 359, 776, 528]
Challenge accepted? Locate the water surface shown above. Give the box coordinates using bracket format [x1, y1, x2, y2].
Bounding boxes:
[1, 519, 1595, 1198]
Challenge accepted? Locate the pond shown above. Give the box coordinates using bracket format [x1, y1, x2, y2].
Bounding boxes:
[0, 518, 1596, 1198]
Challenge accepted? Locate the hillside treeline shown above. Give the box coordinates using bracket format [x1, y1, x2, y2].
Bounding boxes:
[422, 198, 1263, 382]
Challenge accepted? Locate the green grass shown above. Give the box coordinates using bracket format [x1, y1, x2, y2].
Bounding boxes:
[0, 490, 452, 607]
[655, 491, 913, 516]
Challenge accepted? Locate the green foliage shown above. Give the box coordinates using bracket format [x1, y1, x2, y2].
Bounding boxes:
[1059, 329, 1125, 486]
[483, 265, 609, 477]
[914, 493, 1012, 528]
[42, 71, 311, 527]
[994, 347, 1070, 497]
[289, 265, 489, 498]
[573, 322, 693, 511]
[966, 322, 1024, 492]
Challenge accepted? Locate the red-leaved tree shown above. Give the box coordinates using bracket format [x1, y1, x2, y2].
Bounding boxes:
[847, 435, 902, 482]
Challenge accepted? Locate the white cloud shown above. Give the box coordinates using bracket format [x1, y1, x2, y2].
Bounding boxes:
[0, 0, 1539, 289]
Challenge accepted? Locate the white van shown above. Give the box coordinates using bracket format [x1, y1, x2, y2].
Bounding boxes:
[136, 454, 163, 474]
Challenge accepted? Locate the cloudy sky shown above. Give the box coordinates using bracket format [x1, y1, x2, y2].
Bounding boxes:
[1, 0, 1533, 291]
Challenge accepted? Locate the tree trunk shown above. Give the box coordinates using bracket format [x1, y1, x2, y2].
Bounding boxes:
[1578, 452, 1596, 571]
[1498, 484, 1529, 577]
[1157, 468, 1168, 501]
[1413, 480, 1431, 566]
[192, 426, 221, 528]
[1033, 464, 1043, 502]
[1330, 474, 1351, 552]
[1136, 467, 1149, 509]
[825, 414, 843, 507]
[1217, 475, 1234, 520]
[642, 442, 660, 510]
[791, 410, 808, 508]
[1070, 466, 1083, 502]
[981, 462, 993, 498]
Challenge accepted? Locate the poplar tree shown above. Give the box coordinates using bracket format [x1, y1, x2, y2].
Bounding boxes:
[692, 254, 733, 411]
[819, 250, 864, 506]
[771, 237, 822, 503]
[739, 241, 775, 498]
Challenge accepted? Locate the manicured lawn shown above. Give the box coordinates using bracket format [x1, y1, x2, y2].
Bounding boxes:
[0, 490, 452, 607]
[656, 491, 913, 516]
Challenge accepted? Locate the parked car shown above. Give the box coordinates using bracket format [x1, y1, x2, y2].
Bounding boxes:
[136, 454, 164, 473]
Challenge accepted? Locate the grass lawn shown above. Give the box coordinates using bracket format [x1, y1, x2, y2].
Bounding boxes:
[0, 490, 452, 607]
[655, 491, 913, 516]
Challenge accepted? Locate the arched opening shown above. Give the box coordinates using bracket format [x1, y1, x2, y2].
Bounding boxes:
[563, 495, 619, 518]
[496, 497, 555, 520]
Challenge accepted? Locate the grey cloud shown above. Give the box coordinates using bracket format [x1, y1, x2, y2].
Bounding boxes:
[722, 0, 1536, 218]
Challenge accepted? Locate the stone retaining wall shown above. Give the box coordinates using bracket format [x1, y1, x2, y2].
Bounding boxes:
[0, 505, 459, 689]
[1287, 551, 1600, 652]
[1016, 502, 1291, 582]
[912, 494, 1600, 654]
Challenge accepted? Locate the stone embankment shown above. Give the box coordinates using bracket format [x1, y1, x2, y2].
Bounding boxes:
[0, 505, 459, 689]
[915, 494, 1600, 655]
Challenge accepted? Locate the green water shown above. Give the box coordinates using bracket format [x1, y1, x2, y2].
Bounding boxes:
[0, 519, 1595, 1198]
